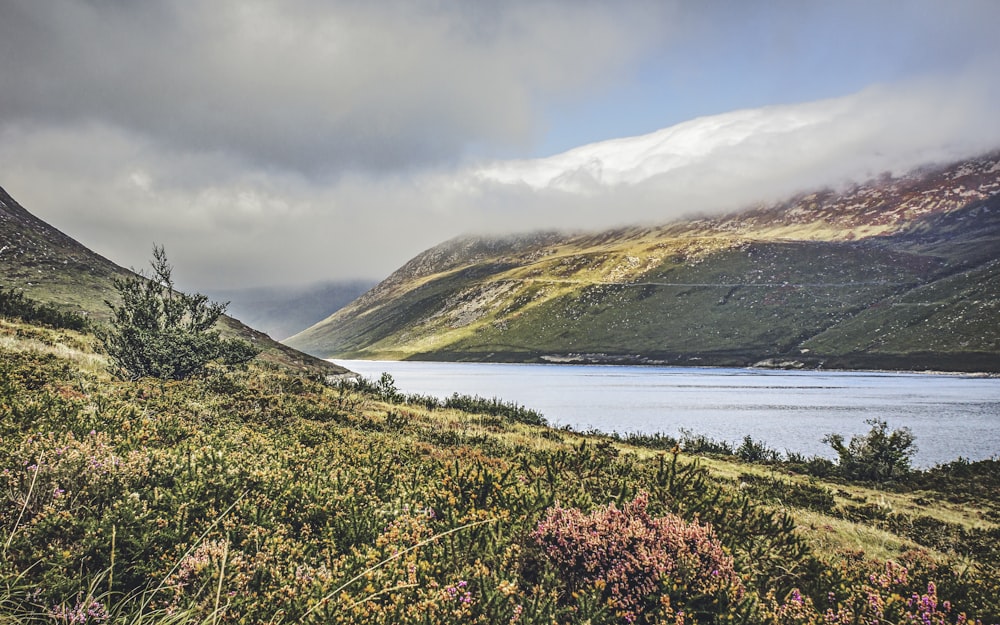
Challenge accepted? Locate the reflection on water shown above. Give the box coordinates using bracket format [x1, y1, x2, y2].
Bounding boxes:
[333, 360, 1000, 467]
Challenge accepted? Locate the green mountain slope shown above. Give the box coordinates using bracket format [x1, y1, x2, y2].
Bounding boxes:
[287, 153, 1000, 372]
[0, 185, 348, 377]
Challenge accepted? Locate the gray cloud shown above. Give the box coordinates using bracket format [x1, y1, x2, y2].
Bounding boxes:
[0, 0, 664, 173]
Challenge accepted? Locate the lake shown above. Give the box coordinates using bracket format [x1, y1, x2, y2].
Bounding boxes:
[332, 360, 1000, 467]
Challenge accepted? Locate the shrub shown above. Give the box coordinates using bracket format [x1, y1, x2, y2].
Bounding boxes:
[763, 560, 992, 625]
[443, 393, 546, 426]
[736, 435, 781, 464]
[823, 419, 916, 483]
[613, 431, 680, 451]
[737, 473, 836, 514]
[98, 246, 258, 380]
[784, 452, 837, 479]
[679, 429, 734, 456]
[0, 287, 88, 331]
[351, 372, 405, 403]
[530, 493, 743, 623]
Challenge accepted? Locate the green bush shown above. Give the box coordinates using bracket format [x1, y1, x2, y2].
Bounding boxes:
[736, 435, 781, 464]
[353, 373, 547, 426]
[0, 286, 88, 330]
[443, 393, 546, 426]
[97, 246, 258, 380]
[823, 419, 916, 483]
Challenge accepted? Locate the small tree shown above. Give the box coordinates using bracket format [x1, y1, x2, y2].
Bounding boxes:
[823, 419, 916, 483]
[99, 245, 259, 380]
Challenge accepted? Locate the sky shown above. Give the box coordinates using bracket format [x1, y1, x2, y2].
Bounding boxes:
[2, 0, 1000, 290]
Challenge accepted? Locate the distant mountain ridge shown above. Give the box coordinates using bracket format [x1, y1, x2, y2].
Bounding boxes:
[286, 151, 1000, 372]
[0, 185, 348, 377]
[205, 280, 376, 341]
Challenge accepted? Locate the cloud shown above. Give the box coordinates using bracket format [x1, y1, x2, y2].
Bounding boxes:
[0, 0, 665, 174]
[451, 81, 1000, 224]
[469, 75, 1000, 224]
[5, 76, 1000, 290]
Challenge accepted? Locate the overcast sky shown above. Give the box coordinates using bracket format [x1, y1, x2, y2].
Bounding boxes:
[2, 0, 1000, 289]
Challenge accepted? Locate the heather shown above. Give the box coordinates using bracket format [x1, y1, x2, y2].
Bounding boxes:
[530, 493, 743, 622]
[1, 319, 998, 623]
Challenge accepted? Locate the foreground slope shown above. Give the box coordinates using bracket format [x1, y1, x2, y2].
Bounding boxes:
[0, 185, 348, 376]
[2, 314, 998, 622]
[288, 153, 1000, 372]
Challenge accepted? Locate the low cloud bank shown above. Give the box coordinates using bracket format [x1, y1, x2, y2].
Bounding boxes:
[3, 77, 1000, 289]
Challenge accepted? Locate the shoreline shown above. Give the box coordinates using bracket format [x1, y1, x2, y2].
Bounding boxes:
[326, 352, 1000, 378]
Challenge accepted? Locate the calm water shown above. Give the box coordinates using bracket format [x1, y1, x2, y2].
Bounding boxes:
[333, 360, 1000, 467]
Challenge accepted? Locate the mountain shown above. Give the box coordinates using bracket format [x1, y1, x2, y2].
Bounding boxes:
[204, 280, 376, 341]
[286, 152, 1000, 372]
[0, 185, 349, 377]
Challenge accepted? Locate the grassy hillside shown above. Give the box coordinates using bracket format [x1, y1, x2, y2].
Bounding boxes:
[0, 185, 348, 378]
[287, 153, 1000, 372]
[2, 311, 998, 623]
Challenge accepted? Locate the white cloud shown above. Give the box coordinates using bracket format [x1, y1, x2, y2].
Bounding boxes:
[476, 78, 1000, 196]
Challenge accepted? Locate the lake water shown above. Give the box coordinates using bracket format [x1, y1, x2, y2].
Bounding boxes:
[332, 360, 1000, 467]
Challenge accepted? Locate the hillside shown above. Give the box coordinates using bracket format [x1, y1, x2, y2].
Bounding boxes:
[0, 185, 349, 377]
[287, 152, 1000, 372]
[2, 313, 999, 622]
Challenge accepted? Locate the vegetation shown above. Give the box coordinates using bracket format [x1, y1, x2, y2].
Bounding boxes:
[617, 422, 917, 486]
[351, 372, 546, 426]
[1, 316, 998, 624]
[0, 286, 88, 331]
[823, 419, 916, 483]
[98, 246, 259, 381]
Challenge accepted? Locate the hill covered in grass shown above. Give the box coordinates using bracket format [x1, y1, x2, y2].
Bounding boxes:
[0, 185, 348, 378]
[287, 152, 1000, 372]
[1, 306, 999, 623]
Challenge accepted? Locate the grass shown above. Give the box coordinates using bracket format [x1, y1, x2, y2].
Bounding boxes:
[1, 316, 998, 623]
[294, 230, 999, 372]
[792, 508, 925, 563]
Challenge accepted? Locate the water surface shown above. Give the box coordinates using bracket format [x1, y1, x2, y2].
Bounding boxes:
[333, 360, 1000, 467]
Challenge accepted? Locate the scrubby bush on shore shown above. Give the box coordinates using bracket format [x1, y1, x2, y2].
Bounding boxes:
[823, 418, 916, 483]
[350, 372, 546, 426]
